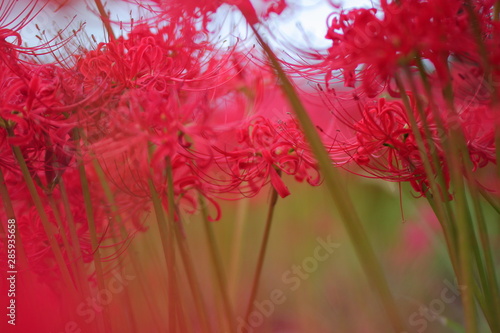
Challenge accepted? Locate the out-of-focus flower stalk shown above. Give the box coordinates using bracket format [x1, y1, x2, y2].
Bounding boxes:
[91, 159, 140, 332]
[9, 126, 78, 297]
[147, 146, 179, 332]
[166, 159, 214, 333]
[244, 173, 279, 324]
[394, 72, 479, 332]
[248, 24, 407, 333]
[0, 168, 30, 278]
[58, 178, 97, 324]
[228, 199, 249, 301]
[75, 130, 112, 332]
[94, 0, 115, 40]
[200, 194, 235, 331]
[405, 40, 499, 331]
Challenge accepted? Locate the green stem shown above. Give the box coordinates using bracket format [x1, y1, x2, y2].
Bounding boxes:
[229, 198, 249, 301]
[73, 126, 113, 333]
[0, 168, 31, 277]
[77, 160, 113, 332]
[440, 95, 478, 333]
[174, 226, 214, 333]
[58, 179, 96, 311]
[47, 193, 79, 284]
[467, 187, 500, 331]
[92, 159, 164, 332]
[479, 188, 500, 215]
[94, 0, 115, 40]
[200, 194, 235, 331]
[413, 59, 496, 332]
[164, 159, 213, 333]
[147, 170, 178, 332]
[244, 182, 279, 323]
[250, 26, 406, 332]
[9, 131, 78, 296]
[401, 67, 460, 272]
[425, 195, 460, 281]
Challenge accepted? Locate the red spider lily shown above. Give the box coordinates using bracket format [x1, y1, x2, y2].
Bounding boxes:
[211, 116, 319, 198]
[332, 97, 448, 196]
[322, 0, 485, 97]
[74, 22, 233, 112]
[155, 52, 324, 199]
[0, 40, 81, 189]
[0, 61, 82, 190]
[73, 23, 236, 218]
[329, 87, 497, 196]
[83, 87, 219, 219]
[77, 24, 198, 97]
[0, 15, 145, 286]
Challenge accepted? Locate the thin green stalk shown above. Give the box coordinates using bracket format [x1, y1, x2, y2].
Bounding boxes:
[393, 74, 450, 201]
[47, 194, 79, 284]
[173, 224, 214, 333]
[250, 26, 406, 332]
[425, 196, 460, 281]
[454, 142, 499, 331]
[470, 14, 500, 305]
[0, 168, 30, 276]
[164, 157, 182, 332]
[467, 187, 500, 331]
[229, 198, 249, 301]
[400, 71, 484, 331]
[74, 124, 113, 332]
[401, 67, 460, 273]
[92, 159, 162, 332]
[9, 133, 78, 296]
[470, 282, 489, 330]
[479, 188, 500, 215]
[199, 194, 235, 331]
[440, 96, 478, 333]
[94, 0, 115, 40]
[165, 159, 213, 333]
[244, 181, 279, 323]
[401, 66, 477, 331]
[0, 168, 14, 223]
[59, 179, 97, 319]
[98, 218, 138, 333]
[412, 61, 495, 330]
[108, 237, 139, 333]
[77, 160, 113, 333]
[147, 174, 178, 333]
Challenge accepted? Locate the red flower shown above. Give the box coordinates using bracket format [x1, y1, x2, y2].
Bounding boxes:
[212, 116, 319, 198]
[334, 97, 448, 196]
[323, 0, 481, 97]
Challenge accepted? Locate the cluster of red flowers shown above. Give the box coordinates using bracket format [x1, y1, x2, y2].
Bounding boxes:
[320, 0, 498, 197]
[332, 97, 446, 195]
[0, 0, 322, 283]
[0, 0, 498, 285]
